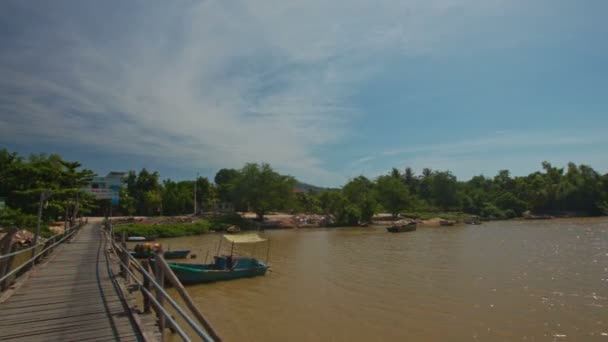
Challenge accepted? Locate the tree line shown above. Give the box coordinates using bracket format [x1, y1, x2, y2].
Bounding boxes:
[2, 147, 607, 231]
[0, 149, 96, 235]
[117, 160, 608, 225]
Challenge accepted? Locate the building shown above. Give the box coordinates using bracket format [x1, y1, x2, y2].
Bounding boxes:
[83, 172, 128, 205]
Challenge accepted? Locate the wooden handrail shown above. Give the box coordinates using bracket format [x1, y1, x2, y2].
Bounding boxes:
[104, 221, 219, 341]
[156, 255, 222, 341]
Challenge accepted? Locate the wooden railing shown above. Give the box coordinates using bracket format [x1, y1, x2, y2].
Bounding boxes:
[0, 222, 84, 291]
[105, 222, 221, 342]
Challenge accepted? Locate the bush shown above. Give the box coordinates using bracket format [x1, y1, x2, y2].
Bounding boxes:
[504, 209, 517, 219]
[480, 203, 506, 220]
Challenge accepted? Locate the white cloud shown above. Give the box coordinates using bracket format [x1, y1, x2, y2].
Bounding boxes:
[0, 0, 515, 184]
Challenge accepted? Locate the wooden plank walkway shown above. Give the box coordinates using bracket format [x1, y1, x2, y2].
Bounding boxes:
[0, 223, 144, 342]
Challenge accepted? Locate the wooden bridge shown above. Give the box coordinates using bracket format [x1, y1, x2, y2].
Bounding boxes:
[0, 221, 220, 342]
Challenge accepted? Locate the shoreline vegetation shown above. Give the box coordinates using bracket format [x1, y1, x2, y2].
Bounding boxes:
[109, 210, 596, 239]
[2, 147, 608, 242]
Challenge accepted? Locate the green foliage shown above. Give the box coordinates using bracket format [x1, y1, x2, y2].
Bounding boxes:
[318, 191, 360, 225]
[494, 192, 527, 215]
[0, 148, 95, 225]
[480, 203, 506, 220]
[375, 175, 412, 217]
[0, 207, 38, 230]
[114, 221, 211, 238]
[343, 176, 377, 222]
[214, 168, 240, 204]
[232, 163, 296, 220]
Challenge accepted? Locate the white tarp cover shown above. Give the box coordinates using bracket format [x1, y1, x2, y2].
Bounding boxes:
[223, 234, 266, 244]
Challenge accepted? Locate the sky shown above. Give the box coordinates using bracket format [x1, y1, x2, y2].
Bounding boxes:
[1, 1, 607, 187]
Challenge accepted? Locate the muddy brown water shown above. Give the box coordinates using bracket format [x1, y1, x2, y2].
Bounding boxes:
[156, 218, 608, 341]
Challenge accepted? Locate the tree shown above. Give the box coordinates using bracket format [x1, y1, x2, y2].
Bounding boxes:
[429, 171, 460, 210]
[318, 191, 359, 225]
[232, 163, 295, 220]
[403, 167, 418, 194]
[343, 176, 377, 222]
[375, 174, 411, 217]
[195, 177, 215, 212]
[214, 168, 240, 204]
[123, 168, 161, 216]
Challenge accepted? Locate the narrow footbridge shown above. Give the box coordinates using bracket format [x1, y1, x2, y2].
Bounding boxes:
[0, 223, 142, 341]
[0, 222, 220, 342]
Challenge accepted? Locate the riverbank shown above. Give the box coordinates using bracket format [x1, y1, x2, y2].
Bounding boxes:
[111, 211, 605, 238]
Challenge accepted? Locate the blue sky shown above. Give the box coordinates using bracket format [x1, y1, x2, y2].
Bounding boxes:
[0, 1, 607, 187]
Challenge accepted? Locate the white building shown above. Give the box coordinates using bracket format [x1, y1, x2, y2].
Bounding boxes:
[84, 172, 127, 204]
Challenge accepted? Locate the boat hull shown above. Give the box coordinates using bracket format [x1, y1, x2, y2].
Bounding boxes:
[164, 250, 190, 259]
[157, 257, 270, 284]
[170, 265, 269, 284]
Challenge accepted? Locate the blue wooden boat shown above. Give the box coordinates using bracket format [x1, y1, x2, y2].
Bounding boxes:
[163, 250, 190, 259]
[166, 256, 269, 284]
[159, 233, 270, 284]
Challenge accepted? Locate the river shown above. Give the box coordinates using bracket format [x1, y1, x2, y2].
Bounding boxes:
[158, 218, 608, 341]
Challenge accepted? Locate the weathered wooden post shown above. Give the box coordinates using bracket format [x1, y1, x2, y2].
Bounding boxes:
[142, 260, 152, 313]
[154, 255, 166, 336]
[120, 231, 128, 279]
[158, 255, 223, 341]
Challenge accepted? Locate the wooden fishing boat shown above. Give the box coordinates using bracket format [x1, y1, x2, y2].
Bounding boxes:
[159, 233, 270, 284]
[165, 256, 269, 284]
[129, 243, 161, 258]
[163, 250, 190, 259]
[386, 222, 417, 233]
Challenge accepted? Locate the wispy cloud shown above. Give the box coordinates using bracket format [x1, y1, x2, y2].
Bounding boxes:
[0, 1, 524, 184]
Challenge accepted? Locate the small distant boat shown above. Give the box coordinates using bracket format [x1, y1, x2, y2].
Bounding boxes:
[386, 222, 417, 233]
[464, 220, 482, 225]
[127, 235, 157, 242]
[164, 250, 190, 259]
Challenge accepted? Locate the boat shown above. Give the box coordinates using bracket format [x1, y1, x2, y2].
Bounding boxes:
[158, 234, 270, 284]
[386, 222, 417, 233]
[127, 235, 157, 242]
[163, 250, 190, 259]
[164, 256, 269, 284]
[129, 243, 161, 258]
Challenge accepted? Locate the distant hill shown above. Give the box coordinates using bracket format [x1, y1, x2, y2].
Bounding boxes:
[294, 181, 328, 193]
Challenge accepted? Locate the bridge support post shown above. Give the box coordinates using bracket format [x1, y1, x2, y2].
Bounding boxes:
[154, 256, 166, 337]
[142, 260, 152, 313]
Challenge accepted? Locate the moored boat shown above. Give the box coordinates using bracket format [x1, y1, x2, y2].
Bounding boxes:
[127, 235, 157, 242]
[386, 222, 417, 233]
[165, 256, 269, 284]
[164, 250, 190, 259]
[158, 233, 270, 284]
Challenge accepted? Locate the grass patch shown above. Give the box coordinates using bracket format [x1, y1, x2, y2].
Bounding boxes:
[114, 221, 211, 238]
